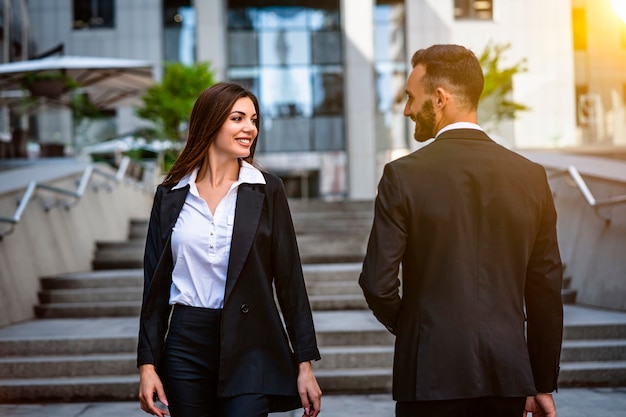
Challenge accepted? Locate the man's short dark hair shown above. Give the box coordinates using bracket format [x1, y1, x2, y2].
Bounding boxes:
[411, 44, 484, 109]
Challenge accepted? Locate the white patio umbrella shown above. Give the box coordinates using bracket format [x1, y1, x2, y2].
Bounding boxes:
[0, 55, 155, 112]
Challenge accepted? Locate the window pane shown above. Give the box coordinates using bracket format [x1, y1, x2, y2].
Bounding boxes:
[454, 0, 492, 20]
[259, 30, 310, 66]
[313, 69, 343, 115]
[228, 8, 257, 29]
[257, 7, 308, 29]
[312, 31, 342, 64]
[313, 116, 344, 150]
[226, 71, 260, 96]
[454, 0, 470, 19]
[263, 118, 311, 151]
[310, 9, 340, 30]
[374, 7, 404, 62]
[376, 63, 406, 112]
[228, 32, 259, 66]
[259, 67, 312, 118]
[73, 0, 115, 29]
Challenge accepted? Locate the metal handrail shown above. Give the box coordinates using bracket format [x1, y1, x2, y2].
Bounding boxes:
[0, 156, 149, 240]
[565, 165, 626, 225]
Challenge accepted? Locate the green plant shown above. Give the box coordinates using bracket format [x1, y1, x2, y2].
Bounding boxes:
[22, 71, 79, 97]
[135, 61, 217, 141]
[478, 41, 529, 128]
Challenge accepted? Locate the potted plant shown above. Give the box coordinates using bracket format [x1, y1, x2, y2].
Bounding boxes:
[22, 71, 79, 98]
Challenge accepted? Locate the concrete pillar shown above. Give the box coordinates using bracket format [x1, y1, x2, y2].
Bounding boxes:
[342, 0, 377, 200]
[195, 0, 226, 81]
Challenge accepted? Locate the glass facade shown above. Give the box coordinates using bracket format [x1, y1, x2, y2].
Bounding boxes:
[226, 1, 344, 154]
[164, 0, 195, 64]
[374, 0, 408, 150]
[73, 0, 115, 29]
[454, 0, 493, 20]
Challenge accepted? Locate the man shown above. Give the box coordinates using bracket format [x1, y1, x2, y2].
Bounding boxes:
[359, 44, 563, 417]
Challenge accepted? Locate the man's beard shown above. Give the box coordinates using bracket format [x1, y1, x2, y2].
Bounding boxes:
[412, 100, 436, 143]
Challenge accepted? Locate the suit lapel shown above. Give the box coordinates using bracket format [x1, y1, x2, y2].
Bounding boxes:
[224, 184, 265, 303]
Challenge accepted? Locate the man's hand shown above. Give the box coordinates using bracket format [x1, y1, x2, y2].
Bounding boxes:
[524, 392, 556, 417]
[138, 364, 169, 417]
[297, 361, 322, 417]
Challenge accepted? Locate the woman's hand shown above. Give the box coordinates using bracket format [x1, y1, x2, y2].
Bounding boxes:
[297, 361, 322, 417]
[138, 364, 169, 416]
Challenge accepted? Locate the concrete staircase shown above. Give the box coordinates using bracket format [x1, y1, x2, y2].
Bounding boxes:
[1, 199, 625, 403]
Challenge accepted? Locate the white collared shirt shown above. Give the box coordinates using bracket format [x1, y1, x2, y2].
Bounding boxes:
[169, 161, 266, 308]
[435, 122, 483, 138]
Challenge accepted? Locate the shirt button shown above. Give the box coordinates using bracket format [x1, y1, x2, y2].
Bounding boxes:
[240, 303, 249, 314]
[209, 244, 214, 249]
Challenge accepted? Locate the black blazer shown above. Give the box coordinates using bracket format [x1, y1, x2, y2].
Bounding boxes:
[359, 129, 563, 401]
[137, 171, 320, 410]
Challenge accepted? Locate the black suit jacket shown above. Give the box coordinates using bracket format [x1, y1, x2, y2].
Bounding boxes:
[359, 129, 563, 401]
[137, 171, 320, 410]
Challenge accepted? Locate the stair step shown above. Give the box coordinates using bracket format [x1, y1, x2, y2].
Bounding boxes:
[287, 199, 374, 213]
[564, 324, 626, 340]
[0, 375, 139, 402]
[93, 249, 144, 261]
[90, 252, 367, 269]
[309, 295, 368, 310]
[40, 269, 143, 289]
[307, 281, 361, 296]
[317, 346, 394, 369]
[563, 275, 572, 289]
[0, 353, 136, 378]
[128, 221, 148, 239]
[38, 287, 142, 303]
[0, 336, 137, 357]
[33, 295, 369, 318]
[562, 288, 578, 304]
[303, 263, 362, 282]
[92, 259, 143, 270]
[34, 302, 141, 318]
[558, 361, 626, 386]
[561, 339, 626, 362]
[314, 368, 392, 393]
[316, 330, 394, 347]
[96, 239, 144, 250]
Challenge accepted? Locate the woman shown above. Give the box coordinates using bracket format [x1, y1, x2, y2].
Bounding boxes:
[137, 82, 322, 417]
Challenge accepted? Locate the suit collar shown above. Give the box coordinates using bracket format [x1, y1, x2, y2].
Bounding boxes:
[435, 122, 483, 138]
[435, 128, 493, 142]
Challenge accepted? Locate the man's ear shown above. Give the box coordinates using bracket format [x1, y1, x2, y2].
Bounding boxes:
[434, 87, 449, 109]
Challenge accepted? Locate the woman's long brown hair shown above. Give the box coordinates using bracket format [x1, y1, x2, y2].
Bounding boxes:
[162, 82, 261, 186]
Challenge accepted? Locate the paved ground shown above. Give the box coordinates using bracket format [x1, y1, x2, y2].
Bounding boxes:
[2, 388, 626, 417]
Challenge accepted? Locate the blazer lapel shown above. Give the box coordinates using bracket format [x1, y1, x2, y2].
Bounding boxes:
[224, 184, 265, 303]
[159, 185, 189, 241]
